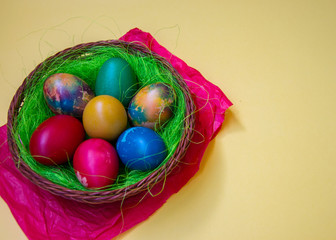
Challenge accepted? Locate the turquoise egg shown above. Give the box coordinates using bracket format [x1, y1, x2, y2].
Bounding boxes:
[95, 58, 138, 107]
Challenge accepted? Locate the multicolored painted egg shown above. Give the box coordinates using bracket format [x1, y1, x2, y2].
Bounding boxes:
[29, 115, 85, 165]
[43, 73, 95, 118]
[128, 83, 176, 131]
[82, 95, 128, 141]
[116, 127, 167, 171]
[95, 57, 138, 107]
[73, 138, 119, 189]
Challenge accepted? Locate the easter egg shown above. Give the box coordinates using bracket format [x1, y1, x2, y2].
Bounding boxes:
[95, 57, 138, 107]
[82, 95, 127, 141]
[73, 138, 119, 189]
[116, 127, 167, 171]
[29, 115, 85, 165]
[128, 83, 176, 131]
[43, 73, 95, 118]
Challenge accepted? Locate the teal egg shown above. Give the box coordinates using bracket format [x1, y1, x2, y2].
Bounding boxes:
[95, 58, 138, 107]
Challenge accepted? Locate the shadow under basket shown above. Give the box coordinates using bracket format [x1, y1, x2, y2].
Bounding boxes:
[6, 40, 195, 204]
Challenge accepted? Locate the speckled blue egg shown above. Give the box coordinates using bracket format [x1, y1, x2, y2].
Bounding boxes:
[95, 57, 138, 107]
[43, 73, 95, 118]
[116, 127, 167, 171]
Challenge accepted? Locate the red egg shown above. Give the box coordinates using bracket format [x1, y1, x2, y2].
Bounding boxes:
[73, 138, 119, 189]
[29, 115, 85, 165]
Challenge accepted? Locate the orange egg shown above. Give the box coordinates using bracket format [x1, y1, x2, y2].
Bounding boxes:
[82, 95, 127, 141]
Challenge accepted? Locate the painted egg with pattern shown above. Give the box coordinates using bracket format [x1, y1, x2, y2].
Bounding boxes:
[43, 73, 95, 118]
[128, 83, 176, 131]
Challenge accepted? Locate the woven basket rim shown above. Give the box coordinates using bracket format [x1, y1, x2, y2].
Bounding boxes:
[7, 39, 195, 204]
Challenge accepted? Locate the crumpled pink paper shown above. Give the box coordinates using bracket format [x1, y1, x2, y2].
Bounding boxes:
[0, 28, 232, 240]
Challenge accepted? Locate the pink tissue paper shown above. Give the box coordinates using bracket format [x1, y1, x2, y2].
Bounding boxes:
[0, 28, 232, 240]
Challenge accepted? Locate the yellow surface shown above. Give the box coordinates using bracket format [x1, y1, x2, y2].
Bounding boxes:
[1, 0, 336, 239]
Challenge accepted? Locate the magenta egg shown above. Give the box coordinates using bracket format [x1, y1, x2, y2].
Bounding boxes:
[73, 138, 119, 189]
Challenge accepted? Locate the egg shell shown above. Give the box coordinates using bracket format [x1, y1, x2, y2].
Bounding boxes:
[29, 115, 85, 165]
[116, 127, 167, 171]
[95, 57, 138, 107]
[128, 83, 176, 131]
[43, 73, 95, 118]
[82, 95, 128, 141]
[73, 138, 119, 189]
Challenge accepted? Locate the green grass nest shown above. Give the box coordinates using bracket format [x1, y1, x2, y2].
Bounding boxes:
[12, 43, 187, 192]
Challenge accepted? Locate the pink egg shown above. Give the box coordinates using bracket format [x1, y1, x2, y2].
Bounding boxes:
[73, 138, 119, 189]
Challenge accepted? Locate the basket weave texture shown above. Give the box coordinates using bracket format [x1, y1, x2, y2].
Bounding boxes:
[6, 40, 195, 204]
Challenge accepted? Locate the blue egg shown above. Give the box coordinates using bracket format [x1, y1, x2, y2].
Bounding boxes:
[116, 127, 167, 171]
[95, 57, 138, 107]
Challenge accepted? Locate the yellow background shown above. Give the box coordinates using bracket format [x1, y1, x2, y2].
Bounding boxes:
[1, 0, 335, 239]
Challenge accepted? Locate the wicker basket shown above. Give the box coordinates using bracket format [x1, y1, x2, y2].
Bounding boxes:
[6, 40, 195, 204]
